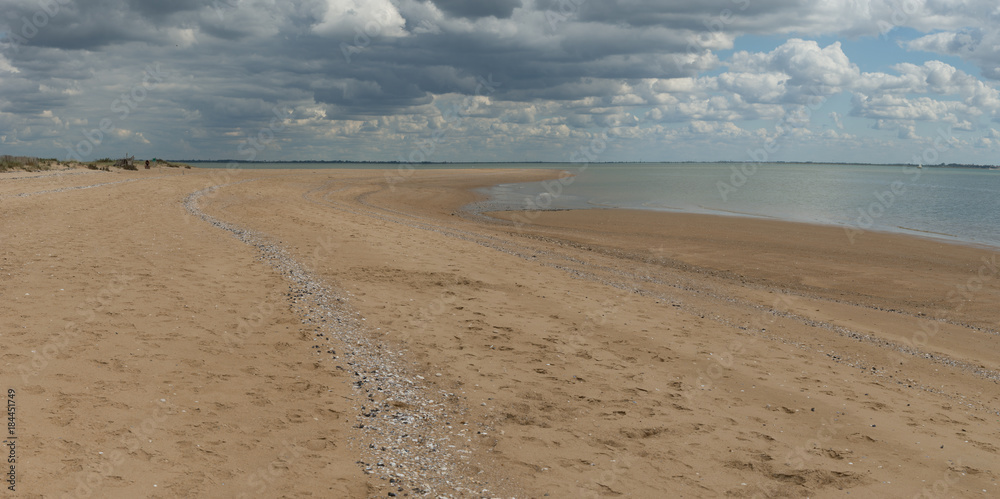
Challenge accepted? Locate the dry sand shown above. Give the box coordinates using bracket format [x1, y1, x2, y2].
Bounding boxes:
[2, 166, 1000, 498]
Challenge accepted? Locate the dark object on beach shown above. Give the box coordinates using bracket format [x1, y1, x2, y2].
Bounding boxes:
[145, 160, 150, 169]
[114, 153, 137, 170]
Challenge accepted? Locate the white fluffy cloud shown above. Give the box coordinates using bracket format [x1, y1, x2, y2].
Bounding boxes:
[313, 0, 407, 37]
[851, 61, 1000, 128]
[729, 39, 859, 93]
[0, 53, 18, 74]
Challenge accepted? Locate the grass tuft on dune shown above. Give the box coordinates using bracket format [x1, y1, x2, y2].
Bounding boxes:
[0, 155, 56, 172]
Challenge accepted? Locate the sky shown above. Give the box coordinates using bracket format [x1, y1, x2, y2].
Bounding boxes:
[2, 0, 1000, 164]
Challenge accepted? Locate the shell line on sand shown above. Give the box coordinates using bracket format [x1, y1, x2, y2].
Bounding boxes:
[3, 173, 178, 199]
[1, 169, 103, 181]
[183, 181, 511, 498]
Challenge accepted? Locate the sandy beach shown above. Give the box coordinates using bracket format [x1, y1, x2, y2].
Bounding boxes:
[3, 166, 1000, 498]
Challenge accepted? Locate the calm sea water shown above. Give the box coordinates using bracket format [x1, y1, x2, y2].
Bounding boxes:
[480, 163, 1000, 249]
[195, 162, 1000, 248]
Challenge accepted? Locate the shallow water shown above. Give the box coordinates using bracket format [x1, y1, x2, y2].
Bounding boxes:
[480, 163, 1000, 249]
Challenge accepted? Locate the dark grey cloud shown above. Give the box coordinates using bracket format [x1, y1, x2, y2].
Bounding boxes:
[0, 78, 70, 114]
[552, 0, 797, 29]
[429, 0, 522, 19]
[126, 0, 206, 20]
[0, 0, 167, 50]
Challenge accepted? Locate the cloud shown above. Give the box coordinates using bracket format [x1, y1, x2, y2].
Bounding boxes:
[429, 0, 522, 19]
[897, 124, 917, 139]
[0, 53, 18, 74]
[850, 61, 1000, 127]
[908, 27, 1000, 79]
[313, 0, 407, 36]
[728, 39, 859, 99]
[1, 0, 999, 163]
[687, 120, 747, 137]
[829, 111, 844, 129]
[127, 0, 207, 20]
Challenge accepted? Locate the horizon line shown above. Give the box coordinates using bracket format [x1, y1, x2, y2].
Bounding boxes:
[168, 159, 1000, 168]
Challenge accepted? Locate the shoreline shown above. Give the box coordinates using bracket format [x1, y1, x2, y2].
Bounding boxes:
[479, 203, 1000, 254]
[468, 173, 1000, 252]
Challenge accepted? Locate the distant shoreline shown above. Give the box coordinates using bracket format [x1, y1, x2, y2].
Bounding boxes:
[179, 159, 999, 170]
[3, 156, 996, 172]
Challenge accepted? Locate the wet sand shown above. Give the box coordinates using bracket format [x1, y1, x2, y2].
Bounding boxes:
[3, 167, 1000, 497]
